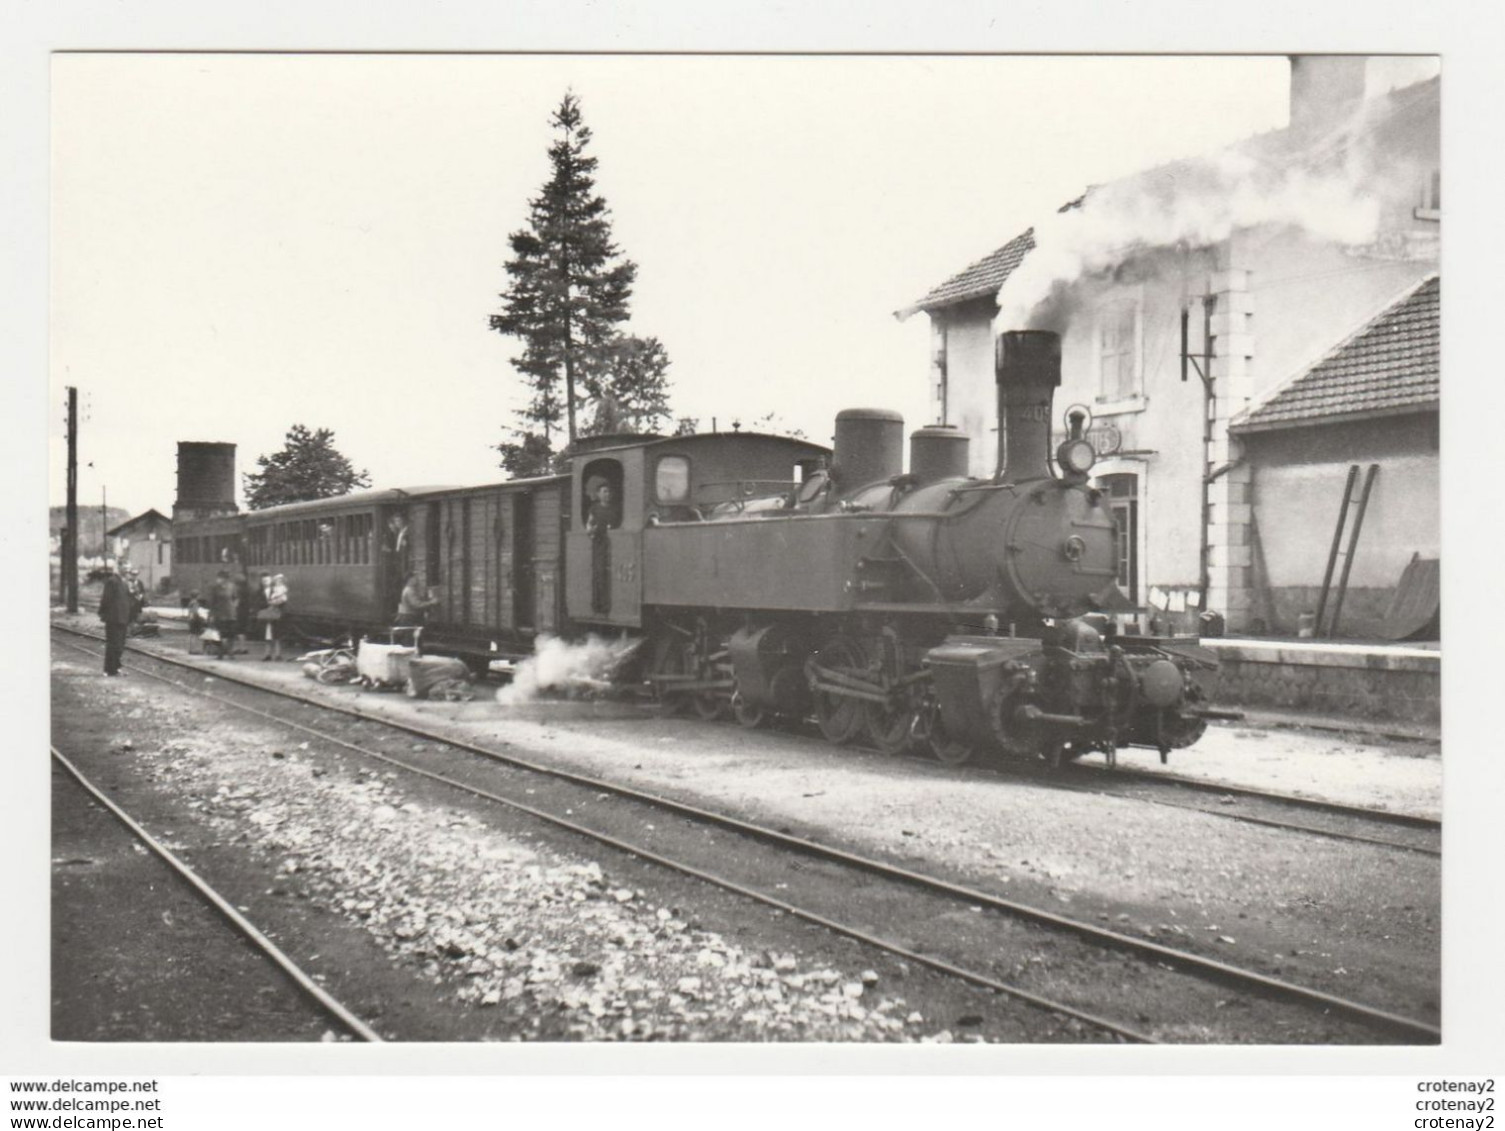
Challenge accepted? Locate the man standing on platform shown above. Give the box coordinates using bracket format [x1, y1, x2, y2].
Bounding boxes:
[98, 564, 132, 676]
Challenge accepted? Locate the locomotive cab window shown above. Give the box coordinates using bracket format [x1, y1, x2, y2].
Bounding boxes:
[582, 459, 624, 531]
[654, 455, 690, 505]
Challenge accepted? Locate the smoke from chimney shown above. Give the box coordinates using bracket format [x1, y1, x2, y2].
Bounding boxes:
[995, 117, 1394, 331]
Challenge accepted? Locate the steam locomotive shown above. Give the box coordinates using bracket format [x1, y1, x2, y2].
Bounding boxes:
[172, 330, 1225, 767]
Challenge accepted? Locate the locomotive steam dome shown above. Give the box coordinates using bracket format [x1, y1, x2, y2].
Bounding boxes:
[908, 425, 970, 483]
[832, 408, 904, 490]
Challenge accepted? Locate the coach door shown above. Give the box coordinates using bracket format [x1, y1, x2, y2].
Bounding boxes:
[514, 493, 536, 631]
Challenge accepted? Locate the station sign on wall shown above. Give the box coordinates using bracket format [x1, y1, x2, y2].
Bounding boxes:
[1051, 422, 1123, 457]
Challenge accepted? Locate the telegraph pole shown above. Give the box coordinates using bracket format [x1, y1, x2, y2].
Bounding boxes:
[64, 386, 78, 612]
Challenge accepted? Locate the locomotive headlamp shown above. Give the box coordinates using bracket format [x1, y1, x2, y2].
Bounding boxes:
[1059, 437, 1097, 475]
[1057, 404, 1097, 477]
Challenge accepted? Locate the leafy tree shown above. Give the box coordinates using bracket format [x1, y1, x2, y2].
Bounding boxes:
[244, 425, 371, 510]
[490, 91, 645, 448]
[582, 334, 672, 435]
[745, 411, 808, 441]
[494, 428, 559, 479]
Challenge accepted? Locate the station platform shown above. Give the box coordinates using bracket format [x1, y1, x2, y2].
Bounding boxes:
[1202, 636, 1440, 736]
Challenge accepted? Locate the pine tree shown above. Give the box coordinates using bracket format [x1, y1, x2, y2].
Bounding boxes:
[243, 425, 371, 510]
[490, 92, 640, 450]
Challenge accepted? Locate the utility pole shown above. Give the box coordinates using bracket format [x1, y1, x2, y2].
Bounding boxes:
[101, 486, 108, 560]
[64, 386, 78, 612]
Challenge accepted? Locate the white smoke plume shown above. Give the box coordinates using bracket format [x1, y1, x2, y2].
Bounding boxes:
[996, 141, 1386, 330]
[495, 633, 642, 706]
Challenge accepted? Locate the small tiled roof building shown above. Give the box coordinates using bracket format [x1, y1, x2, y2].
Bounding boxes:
[107, 508, 173, 593]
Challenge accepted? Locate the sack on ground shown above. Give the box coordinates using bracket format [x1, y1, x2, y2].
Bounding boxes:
[404, 656, 472, 699]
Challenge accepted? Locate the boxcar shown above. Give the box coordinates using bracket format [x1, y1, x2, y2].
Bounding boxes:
[407, 474, 569, 661]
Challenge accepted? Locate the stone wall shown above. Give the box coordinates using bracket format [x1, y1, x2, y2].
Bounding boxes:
[1202, 639, 1439, 726]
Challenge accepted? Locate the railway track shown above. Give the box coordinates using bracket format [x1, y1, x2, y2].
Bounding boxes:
[53, 623, 1440, 1043]
[49, 742, 383, 1043]
[105, 612, 1441, 855]
[1055, 762, 1440, 856]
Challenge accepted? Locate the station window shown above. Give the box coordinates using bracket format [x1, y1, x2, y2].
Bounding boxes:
[1096, 297, 1141, 403]
[654, 455, 690, 504]
[1415, 167, 1440, 220]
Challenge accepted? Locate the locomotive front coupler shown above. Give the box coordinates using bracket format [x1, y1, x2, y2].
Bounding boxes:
[1014, 704, 1092, 729]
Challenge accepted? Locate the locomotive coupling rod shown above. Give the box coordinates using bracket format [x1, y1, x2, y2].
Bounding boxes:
[808, 663, 888, 696]
[808, 679, 894, 707]
[1016, 705, 1091, 728]
[651, 674, 736, 692]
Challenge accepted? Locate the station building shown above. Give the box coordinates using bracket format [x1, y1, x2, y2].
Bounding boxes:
[899, 56, 1439, 644]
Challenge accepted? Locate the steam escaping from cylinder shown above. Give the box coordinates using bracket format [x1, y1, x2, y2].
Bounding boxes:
[496, 634, 642, 706]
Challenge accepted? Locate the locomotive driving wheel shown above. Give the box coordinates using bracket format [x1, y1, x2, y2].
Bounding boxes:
[914, 698, 976, 766]
[693, 689, 731, 721]
[929, 719, 977, 766]
[811, 636, 868, 745]
[864, 699, 916, 756]
[731, 691, 768, 729]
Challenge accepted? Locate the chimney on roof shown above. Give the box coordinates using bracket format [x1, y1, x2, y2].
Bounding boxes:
[1288, 55, 1368, 134]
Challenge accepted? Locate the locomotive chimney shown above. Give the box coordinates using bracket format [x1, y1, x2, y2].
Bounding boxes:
[994, 330, 1061, 481]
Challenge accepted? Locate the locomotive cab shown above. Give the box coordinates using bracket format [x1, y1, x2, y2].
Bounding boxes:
[565, 430, 832, 629]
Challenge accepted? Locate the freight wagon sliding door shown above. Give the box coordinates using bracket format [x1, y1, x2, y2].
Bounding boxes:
[514, 493, 535, 631]
[437, 497, 475, 631]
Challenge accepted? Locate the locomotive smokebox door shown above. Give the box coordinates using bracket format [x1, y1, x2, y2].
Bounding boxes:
[924, 636, 1040, 750]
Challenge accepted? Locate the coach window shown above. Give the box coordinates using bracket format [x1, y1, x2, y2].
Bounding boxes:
[654, 455, 690, 505]
[581, 458, 624, 530]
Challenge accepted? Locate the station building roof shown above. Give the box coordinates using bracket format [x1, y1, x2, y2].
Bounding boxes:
[1234, 274, 1439, 434]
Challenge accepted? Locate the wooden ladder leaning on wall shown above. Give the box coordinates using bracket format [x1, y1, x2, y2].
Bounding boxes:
[1314, 463, 1379, 639]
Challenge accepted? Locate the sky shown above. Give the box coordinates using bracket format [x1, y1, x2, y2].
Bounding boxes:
[48, 54, 1294, 515]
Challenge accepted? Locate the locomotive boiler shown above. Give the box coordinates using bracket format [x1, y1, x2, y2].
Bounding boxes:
[639, 330, 1220, 765]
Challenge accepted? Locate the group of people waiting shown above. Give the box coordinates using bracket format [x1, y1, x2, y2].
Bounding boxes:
[185, 568, 289, 661]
